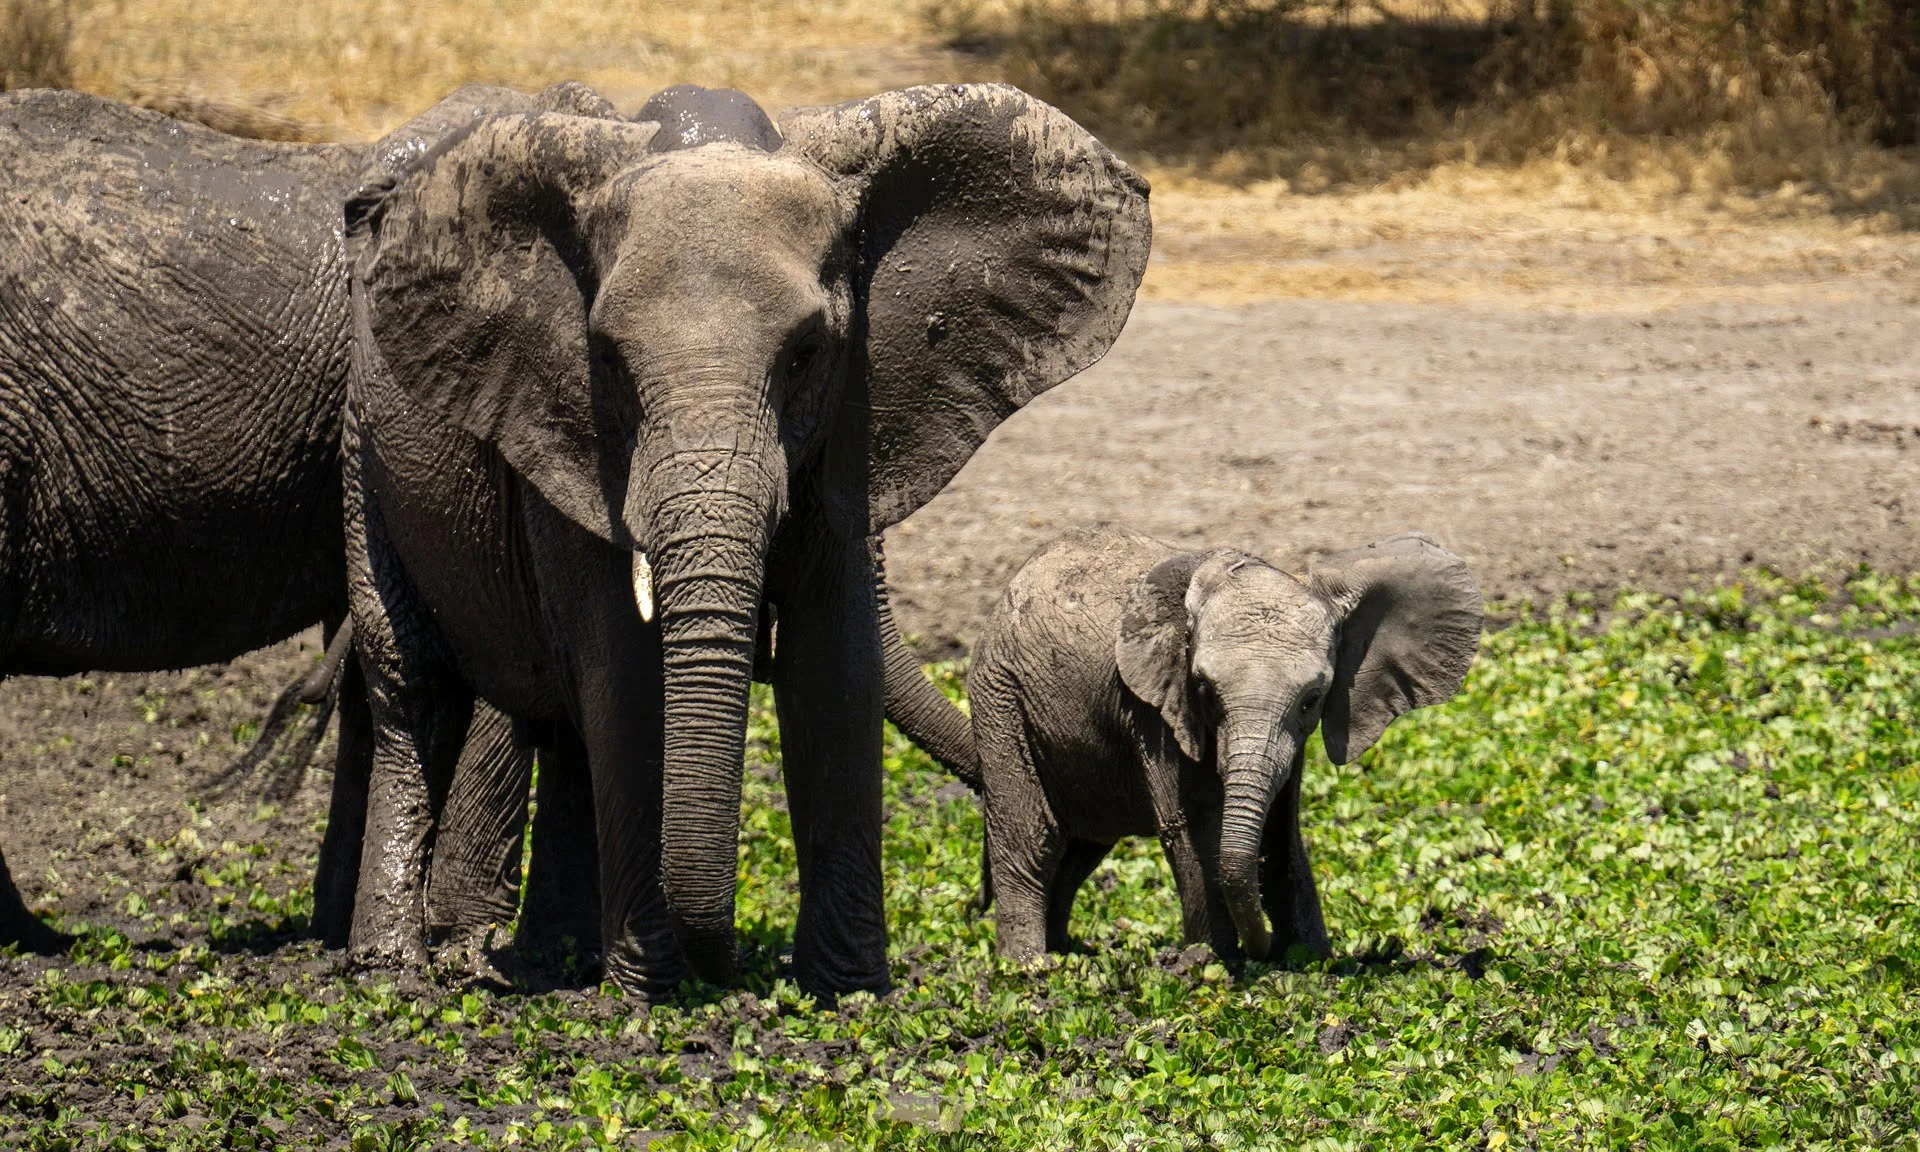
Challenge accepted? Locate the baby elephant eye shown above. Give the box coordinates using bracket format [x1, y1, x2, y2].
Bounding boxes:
[1299, 686, 1325, 714]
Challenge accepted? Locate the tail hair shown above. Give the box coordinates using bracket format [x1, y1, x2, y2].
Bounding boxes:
[200, 620, 354, 808]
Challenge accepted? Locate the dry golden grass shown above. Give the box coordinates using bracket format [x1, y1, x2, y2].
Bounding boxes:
[58, 0, 971, 140]
[956, 0, 1917, 199]
[2, 0, 74, 89]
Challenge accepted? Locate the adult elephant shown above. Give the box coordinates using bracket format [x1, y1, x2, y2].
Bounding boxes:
[0, 83, 615, 954]
[342, 83, 1151, 997]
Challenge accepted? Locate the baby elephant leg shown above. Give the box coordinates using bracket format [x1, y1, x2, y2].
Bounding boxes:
[1261, 768, 1330, 960]
[0, 845, 70, 954]
[978, 709, 1064, 963]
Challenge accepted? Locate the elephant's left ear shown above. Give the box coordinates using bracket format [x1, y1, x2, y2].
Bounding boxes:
[778, 84, 1152, 531]
[1309, 533, 1484, 765]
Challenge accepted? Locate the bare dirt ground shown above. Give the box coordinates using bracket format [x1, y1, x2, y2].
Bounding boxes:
[886, 215, 1920, 653]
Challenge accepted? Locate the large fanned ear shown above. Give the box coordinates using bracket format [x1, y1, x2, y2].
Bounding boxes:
[1115, 551, 1222, 762]
[778, 84, 1152, 532]
[346, 111, 658, 544]
[1309, 533, 1484, 765]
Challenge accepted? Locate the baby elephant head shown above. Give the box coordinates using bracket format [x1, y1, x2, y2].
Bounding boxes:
[1115, 533, 1483, 960]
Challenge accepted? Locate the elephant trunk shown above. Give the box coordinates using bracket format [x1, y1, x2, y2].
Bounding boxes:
[874, 540, 979, 788]
[642, 434, 783, 985]
[1215, 720, 1295, 962]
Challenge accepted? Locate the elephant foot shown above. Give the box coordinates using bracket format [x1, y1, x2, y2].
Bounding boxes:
[995, 949, 1059, 977]
[432, 926, 513, 992]
[349, 927, 431, 975]
[1, 912, 74, 956]
[600, 930, 690, 999]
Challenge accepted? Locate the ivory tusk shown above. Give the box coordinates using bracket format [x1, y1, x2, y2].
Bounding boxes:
[633, 551, 655, 623]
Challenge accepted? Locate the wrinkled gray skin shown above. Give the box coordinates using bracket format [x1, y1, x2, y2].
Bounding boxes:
[952, 526, 1481, 963]
[342, 83, 1151, 997]
[0, 83, 611, 957]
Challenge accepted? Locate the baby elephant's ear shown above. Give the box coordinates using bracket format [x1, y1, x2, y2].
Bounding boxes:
[1116, 552, 1211, 761]
[1309, 533, 1483, 765]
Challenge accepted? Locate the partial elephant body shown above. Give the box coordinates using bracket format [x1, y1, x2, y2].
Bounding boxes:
[965, 525, 1483, 964]
[342, 84, 1149, 999]
[0, 85, 613, 953]
[0, 90, 357, 674]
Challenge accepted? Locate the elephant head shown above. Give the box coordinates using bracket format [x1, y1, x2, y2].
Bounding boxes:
[1115, 533, 1481, 960]
[346, 84, 1150, 979]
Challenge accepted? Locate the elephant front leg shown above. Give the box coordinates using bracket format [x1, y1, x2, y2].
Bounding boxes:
[1260, 763, 1329, 961]
[771, 526, 888, 999]
[1141, 730, 1239, 960]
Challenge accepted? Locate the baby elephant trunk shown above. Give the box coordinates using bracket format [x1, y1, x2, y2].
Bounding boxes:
[1215, 723, 1295, 962]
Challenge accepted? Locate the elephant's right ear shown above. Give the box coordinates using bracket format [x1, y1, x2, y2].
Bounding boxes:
[1309, 533, 1483, 765]
[347, 111, 658, 545]
[778, 85, 1151, 532]
[1116, 552, 1212, 762]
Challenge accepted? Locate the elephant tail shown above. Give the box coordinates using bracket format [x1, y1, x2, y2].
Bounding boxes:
[201, 619, 353, 807]
[876, 545, 981, 791]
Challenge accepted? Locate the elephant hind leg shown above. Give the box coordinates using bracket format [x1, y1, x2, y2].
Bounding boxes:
[1044, 839, 1111, 955]
[313, 642, 372, 949]
[517, 724, 603, 982]
[0, 845, 70, 955]
[976, 693, 1063, 964]
[970, 822, 993, 918]
[351, 670, 472, 970]
[426, 703, 536, 984]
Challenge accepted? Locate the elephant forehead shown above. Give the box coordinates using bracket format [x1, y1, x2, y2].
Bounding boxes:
[1199, 566, 1330, 641]
[610, 147, 847, 260]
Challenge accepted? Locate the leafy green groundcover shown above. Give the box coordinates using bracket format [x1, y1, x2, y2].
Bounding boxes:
[4, 571, 1918, 1149]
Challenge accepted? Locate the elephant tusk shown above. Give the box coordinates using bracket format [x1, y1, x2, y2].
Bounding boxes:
[633, 551, 655, 623]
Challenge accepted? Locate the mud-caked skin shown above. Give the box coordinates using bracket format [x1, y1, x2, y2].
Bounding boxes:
[342, 83, 1151, 999]
[0, 83, 610, 956]
[953, 526, 1482, 964]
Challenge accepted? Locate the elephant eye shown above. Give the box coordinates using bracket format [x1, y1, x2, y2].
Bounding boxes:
[783, 334, 821, 387]
[1299, 686, 1325, 714]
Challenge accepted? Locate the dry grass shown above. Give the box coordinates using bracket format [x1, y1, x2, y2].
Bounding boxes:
[935, 0, 1920, 218]
[1139, 161, 1920, 305]
[1, 0, 74, 90]
[55, 0, 970, 140]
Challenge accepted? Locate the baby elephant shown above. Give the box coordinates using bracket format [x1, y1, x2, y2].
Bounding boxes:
[966, 525, 1482, 963]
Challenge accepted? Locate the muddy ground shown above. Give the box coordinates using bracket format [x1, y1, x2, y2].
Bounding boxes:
[0, 285, 1913, 1135]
